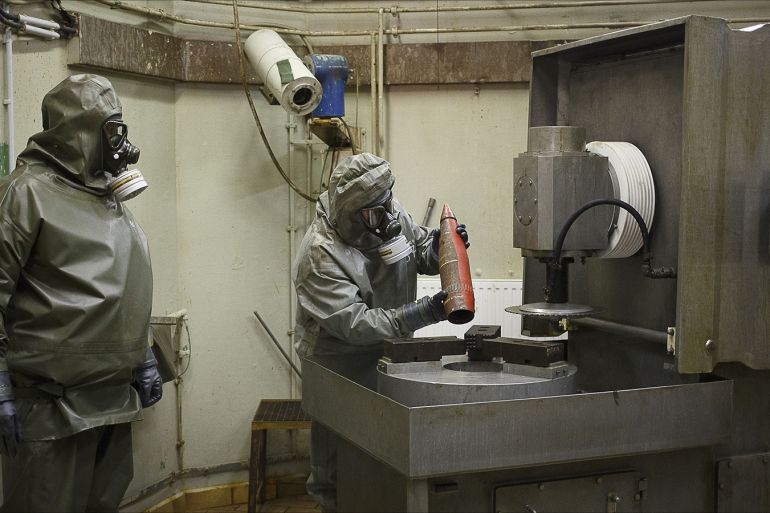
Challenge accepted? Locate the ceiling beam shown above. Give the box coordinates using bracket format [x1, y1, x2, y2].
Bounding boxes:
[69, 15, 562, 85]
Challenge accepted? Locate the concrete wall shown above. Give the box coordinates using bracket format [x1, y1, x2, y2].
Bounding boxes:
[4, 0, 770, 509]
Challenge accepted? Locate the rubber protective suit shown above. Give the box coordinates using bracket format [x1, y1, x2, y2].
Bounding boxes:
[0, 74, 154, 512]
[293, 153, 441, 511]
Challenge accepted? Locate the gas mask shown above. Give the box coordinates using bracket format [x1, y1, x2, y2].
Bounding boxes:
[360, 191, 411, 265]
[102, 118, 147, 201]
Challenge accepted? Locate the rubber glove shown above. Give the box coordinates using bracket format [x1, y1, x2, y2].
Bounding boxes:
[399, 290, 448, 331]
[0, 372, 21, 456]
[430, 224, 471, 255]
[132, 360, 163, 408]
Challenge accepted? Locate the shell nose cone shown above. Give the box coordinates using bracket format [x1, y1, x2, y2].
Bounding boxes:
[440, 203, 455, 220]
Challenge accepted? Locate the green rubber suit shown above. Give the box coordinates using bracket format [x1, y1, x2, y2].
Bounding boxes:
[0, 75, 155, 512]
[293, 153, 448, 512]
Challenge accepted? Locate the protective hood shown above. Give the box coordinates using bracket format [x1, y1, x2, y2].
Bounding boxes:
[17, 74, 122, 193]
[327, 153, 396, 250]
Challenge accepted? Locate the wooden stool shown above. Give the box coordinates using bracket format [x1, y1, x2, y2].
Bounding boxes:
[248, 399, 312, 513]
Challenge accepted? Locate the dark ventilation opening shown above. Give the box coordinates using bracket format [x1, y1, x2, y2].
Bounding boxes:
[293, 87, 313, 106]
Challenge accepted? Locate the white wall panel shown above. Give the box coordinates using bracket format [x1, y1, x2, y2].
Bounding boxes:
[414, 278, 522, 338]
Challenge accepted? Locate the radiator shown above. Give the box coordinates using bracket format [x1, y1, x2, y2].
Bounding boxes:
[414, 278, 523, 338]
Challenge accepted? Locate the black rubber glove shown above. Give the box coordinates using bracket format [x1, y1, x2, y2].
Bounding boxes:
[0, 372, 21, 456]
[430, 224, 471, 255]
[399, 290, 448, 331]
[456, 224, 470, 248]
[132, 360, 163, 408]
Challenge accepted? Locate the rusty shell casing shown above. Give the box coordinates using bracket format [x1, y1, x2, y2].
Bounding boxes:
[438, 203, 475, 324]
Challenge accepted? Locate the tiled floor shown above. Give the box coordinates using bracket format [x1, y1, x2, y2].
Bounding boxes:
[204, 495, 320, 513]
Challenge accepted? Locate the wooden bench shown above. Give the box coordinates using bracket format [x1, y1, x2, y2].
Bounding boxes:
[248, 399, 312, 513]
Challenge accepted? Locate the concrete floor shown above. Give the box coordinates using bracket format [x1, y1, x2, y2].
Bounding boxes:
[203, 495, 320, 513]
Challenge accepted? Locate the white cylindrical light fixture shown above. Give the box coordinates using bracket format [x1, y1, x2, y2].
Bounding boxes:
[18, 14, 60, 31]
[20, 24, 59, 40]
[244, 29, 322, 116]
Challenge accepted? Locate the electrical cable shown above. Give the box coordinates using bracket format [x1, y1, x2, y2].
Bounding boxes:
[50, 0, 76, 29]
[319, 147, 329, 192]
[231, 0, 317, 203]
[178, 322, 193, 377]
[0, 17, 21, 30]
[0, 9, 21, 29]
[337, 117, 357, 154]
[300, 34, 314, 55]
[549, 198, 676, 290]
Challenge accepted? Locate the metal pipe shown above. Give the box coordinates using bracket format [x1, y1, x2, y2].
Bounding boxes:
[120, 451, 307, 509]
[287, 111, 297, 398]
[174, 375, 185, 472]
[377, 8, 385, 157]
[369, 32, 376, 154]
[172, 314, 188, 473]
[189, 0, 727, 15]
[570, 317, 668, 345]
[91, 1, 770, 37]
[4, 25, 12, 168]
[119, 460, 249, 509]
[93, 0, 298, 33]
[253, 310, 302, 379]
[421, 198, 436, 226]
[18, 13, 60, 30]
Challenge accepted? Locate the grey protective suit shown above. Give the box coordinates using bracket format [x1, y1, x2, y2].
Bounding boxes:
[0, 75, 153, 512]
[293, 153, 440, 511]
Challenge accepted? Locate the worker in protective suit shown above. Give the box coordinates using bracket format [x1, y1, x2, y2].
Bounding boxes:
[293, 153, 469, 511]
[0, 74, 162, 512]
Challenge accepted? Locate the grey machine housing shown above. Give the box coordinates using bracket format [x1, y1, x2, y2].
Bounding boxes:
[302, 16, 770, 513]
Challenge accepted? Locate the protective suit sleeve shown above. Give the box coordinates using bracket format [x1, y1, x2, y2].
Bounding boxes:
[0, 180, 40, 373]
[403, 212, 438, 276]
[296, 251, 417, 346]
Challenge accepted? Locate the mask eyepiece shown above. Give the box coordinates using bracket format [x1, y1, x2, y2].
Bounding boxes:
[103, 119, 128, 151]
[360, 191, 402, 241]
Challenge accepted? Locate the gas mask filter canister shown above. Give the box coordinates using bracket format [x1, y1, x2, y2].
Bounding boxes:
[103, 118, 147, 200]
[377, 234, 412, 265]
[109, 168, 148, 201]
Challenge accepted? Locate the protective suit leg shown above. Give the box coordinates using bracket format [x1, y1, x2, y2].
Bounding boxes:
[1, 423, 133, 513]
[86, 423, 133, 512]
[307, 421, 338, 512]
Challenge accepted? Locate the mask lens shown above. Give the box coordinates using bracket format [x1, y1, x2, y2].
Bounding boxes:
[360, 206, 386, 228]
[103, 120, 128, 150]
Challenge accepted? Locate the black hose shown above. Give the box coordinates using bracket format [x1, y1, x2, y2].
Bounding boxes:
[232, 0, 318, 203]
[552, 198, 649, 263]
[0, 8, 19, 24]
[337, 117, 358, 154]
[0, 9, 22, 30]
[550, 198, 676, 282]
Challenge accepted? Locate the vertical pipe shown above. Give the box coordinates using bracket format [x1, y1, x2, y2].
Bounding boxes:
[377, 8, 385, 157]
[369, 32, 377, 154]
[170, 314, 188, 473]
[174, 380, 184, 472]
[4, 26, 14, 168]
[174, 323, 185, 472]
[287, 112, 297, 399]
